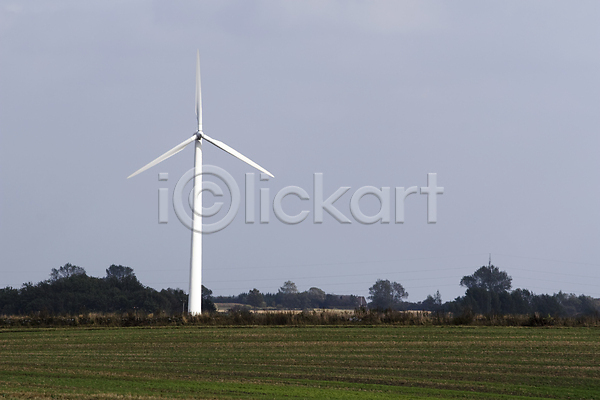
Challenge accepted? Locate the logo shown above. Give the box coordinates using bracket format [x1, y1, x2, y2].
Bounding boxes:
[157, 167, 444, 233]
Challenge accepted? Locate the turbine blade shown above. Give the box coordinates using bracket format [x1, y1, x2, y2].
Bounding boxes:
[202, 133, 274, 178]
[127, 135, 197, 179]
[195, 51, 202, 132]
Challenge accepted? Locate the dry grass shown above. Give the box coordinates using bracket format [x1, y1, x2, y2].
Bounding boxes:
[2, 309, 600, 328]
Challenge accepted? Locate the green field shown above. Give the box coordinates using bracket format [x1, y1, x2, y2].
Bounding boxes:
[0, 326, 599, 399]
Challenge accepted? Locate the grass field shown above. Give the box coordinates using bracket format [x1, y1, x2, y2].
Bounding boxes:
[0, 325, 599, 399]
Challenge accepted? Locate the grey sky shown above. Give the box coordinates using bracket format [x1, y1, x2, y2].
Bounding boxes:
[1, 1, 599, 303]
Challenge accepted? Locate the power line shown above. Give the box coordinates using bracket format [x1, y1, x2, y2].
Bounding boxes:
[204, 268, 473, 284]
[202, 253, 490, 272]
[495, 253, 600, 267]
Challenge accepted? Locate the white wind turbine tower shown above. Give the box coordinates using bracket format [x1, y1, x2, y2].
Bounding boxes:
[128, 51, 274, 314]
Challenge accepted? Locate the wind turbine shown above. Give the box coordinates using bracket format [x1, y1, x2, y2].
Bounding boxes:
[128, 51, 274, 314]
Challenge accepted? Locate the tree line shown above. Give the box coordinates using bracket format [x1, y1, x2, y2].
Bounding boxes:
[214, 281, 361, 310]
[0, 263, 598, 318]
[0, 264, 215, 315]
[447, 265, 599, 317]
[366, 265, 599, 318]
[225, 265, 599, 318]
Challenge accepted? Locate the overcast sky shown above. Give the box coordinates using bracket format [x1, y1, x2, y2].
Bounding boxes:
[1, 1, 599, 303]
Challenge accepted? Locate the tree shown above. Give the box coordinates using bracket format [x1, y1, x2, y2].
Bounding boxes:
[106, 265, 135, 280]
[306, 287, 326, 308]
[460, 265, 512, 293]
[510, 288, 534, 314]
[160, 288, 188, 314]
[422, 290, 442, 311]
[278, 281, 299, 309]
[279, 281, 298, 295]
[49, 263, 86, 281]
[247, 288, 265, 308]
[368, 279, 408, 310]
[201, 285, 216, 313]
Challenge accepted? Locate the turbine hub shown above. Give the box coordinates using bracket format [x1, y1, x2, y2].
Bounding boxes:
[195, 131, 203, 140]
